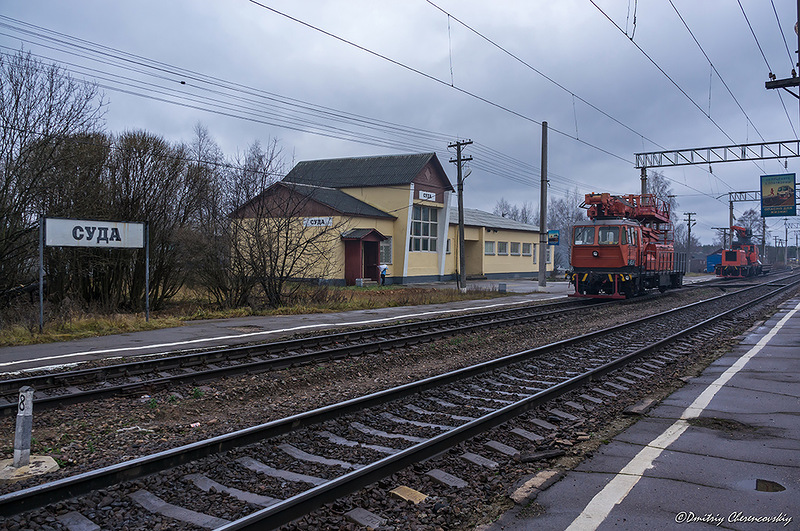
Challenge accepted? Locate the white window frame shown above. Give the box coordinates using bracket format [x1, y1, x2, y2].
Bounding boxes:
[410, 205, 438, 252]
[510, 242, 520, 256]
[485, 241, 495, 255]
[522, 242, 532, 256]
[380, 237, 393, 264]
[497, 241, 509, 256]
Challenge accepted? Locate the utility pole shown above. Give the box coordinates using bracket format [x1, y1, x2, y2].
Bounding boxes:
[449, 139, 472, 293]
[765, 0, 800, 127]
[795, 231, 799, 262]
[683, 212, 696, 260]
[728, 194, 735, 233]
[538, 122, 549, 288]
[640, 167, 647, 196]
[785, 218, 790, 266]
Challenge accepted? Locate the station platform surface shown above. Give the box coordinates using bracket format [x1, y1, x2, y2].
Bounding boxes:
[0, 280, 572, 374]
[484, 297, 800, 530]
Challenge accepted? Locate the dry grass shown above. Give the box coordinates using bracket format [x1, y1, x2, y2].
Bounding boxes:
[0, 283, 508, 347]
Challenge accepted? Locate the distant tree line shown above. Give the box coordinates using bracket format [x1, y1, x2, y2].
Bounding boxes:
[0, 50, 322, 324]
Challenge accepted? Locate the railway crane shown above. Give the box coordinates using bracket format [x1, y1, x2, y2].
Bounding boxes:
[568, 192, 686, 299]
[714, 225, 764, 278]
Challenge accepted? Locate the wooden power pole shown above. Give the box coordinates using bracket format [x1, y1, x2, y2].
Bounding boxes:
[538, 122, 549, 287]
[449, 139, 472, 293]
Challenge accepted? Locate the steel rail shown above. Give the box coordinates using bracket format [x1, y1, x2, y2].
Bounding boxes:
[219, 276, 800, 530]
[0, 277, 793, 518]
[0, 298, 600, 415]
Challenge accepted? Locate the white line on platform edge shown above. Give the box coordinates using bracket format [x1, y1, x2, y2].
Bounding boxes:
[566, 298, 800, 531]
[0, 295, 564, 371]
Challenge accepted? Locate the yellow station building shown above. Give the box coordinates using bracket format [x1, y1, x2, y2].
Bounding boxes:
[239, 152, 553, 285]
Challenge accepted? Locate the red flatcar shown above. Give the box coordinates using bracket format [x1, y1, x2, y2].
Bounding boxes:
[568, 192, 686, 299]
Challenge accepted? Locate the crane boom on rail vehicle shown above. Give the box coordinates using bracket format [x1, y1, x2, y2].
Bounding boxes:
[714, 225, 765, 278]
[567, 192, 686, 299]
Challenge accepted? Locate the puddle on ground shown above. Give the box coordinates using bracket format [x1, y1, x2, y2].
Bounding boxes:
[756, 479, 786, 492]
[227, 325, 264, 333]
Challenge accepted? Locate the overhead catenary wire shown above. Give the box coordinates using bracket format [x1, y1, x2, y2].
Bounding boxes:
[0, 14, 624, 199]
[245, 0, 635, 167]
[668, 0, 773, 142]
[736, 0, 797, 137]
[0, 7, 756, 227]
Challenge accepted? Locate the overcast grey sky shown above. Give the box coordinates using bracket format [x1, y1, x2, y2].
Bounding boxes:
[2, 1, 798, 243]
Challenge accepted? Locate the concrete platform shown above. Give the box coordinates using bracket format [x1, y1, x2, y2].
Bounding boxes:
[485, 297, 800, 531]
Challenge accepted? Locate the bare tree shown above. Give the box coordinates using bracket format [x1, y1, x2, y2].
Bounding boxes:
[647, 170, 678, 223]
[226, 140, 347, 307]
[0, 50, 105, 298]
[493, 197, 535, 223]
[185, 124, 255, 308]
[106, 130, 200, 310]
[548, 188, 587, 268]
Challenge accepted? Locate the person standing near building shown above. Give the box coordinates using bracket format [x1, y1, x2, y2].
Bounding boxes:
[379, 264, 388, 286]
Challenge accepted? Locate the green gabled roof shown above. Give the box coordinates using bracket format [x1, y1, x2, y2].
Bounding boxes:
[287, 183, 395, 219]
[283, 153, 453, 190]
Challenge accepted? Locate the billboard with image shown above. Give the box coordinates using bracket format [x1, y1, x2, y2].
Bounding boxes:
[760, 173, 796, 217]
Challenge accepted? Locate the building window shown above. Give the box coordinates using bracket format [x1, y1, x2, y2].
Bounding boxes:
[410, 205, 438, 252]
[522, 243, 532, 256]
[485, 241, 495, 255]
[510, 242, 520, 256]
[547, 246, 552, 263]
[446, 238, 451, 254]
[497, 241, 508, 255]
[533, 243, 537, 263]
[380, 237, 393, 264]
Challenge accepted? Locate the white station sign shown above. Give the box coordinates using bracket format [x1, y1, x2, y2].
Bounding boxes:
[303, 217, 333, 227]
[45, 218, 145, 248]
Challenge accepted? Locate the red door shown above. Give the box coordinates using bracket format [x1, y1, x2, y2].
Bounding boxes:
[363, 241, 379, 280]
[344, 240, 362, 286]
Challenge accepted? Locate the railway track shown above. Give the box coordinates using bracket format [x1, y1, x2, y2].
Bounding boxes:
[0, 298, 603, 415]
[0, 276, 758, 416]
[1, 274, 796, 530]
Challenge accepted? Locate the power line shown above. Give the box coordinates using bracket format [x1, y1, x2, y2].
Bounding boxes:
[246, 0, 635, 167]
[0, 17, 567, 194]
[424, 0, 668, 152]
[771, 0, 796, 70]
[668, 0, 772, 143]
[737, 0, 797, 136]
[589, 0, 741, 191]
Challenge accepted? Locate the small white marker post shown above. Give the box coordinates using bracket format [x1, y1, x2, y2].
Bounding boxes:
[13, 386, 34, 468]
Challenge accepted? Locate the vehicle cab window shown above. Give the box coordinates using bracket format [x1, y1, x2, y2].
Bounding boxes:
[598, 227, 619, 245]
[573, 226, 595, 245]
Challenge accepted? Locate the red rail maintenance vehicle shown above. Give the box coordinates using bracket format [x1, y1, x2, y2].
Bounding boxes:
[714, 225, 764, 278]
[568, 192, 686, 299]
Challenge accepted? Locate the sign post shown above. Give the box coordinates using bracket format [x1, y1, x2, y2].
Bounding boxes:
[13, 387, 34, 468]
[39, 218, 148, 331]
